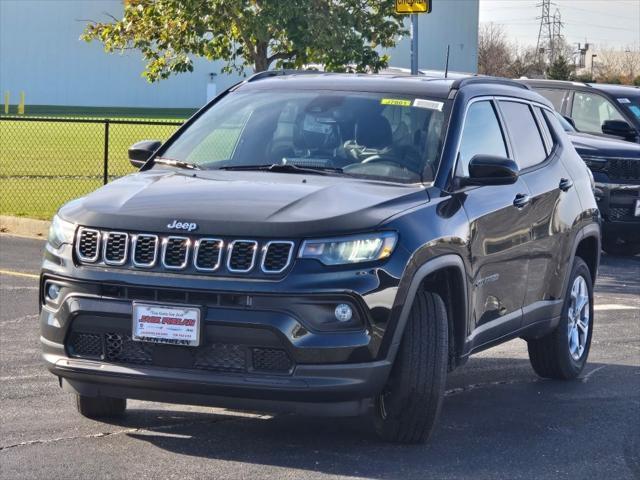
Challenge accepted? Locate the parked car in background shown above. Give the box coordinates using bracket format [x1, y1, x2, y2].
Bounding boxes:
[521, 80, 640, 144]
[553, 112, 640, 255]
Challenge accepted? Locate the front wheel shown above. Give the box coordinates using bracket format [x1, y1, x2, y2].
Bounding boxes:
[373, 290, 448, 444]
[527, 257, 594, 379]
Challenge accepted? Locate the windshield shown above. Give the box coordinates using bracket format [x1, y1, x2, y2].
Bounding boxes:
[160, 90, 447, 183]
[616, 93, 640, 122]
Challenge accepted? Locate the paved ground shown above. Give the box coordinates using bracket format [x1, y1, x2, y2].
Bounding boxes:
[1, 234, 638, 480]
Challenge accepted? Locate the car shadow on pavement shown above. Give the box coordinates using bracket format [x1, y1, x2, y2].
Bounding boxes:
[101, 358, 640, 480]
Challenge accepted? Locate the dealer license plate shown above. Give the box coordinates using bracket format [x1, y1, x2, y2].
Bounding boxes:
[635, 199, 640, 217]
[132, 302, 201, 346]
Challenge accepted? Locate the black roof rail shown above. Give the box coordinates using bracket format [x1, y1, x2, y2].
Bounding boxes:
[246, 69, 323, 82]
[452, 77, 530, 90]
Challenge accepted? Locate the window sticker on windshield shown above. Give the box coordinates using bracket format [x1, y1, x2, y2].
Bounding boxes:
[380, 98, 412, 106]
[413, 99, 444, 111]
[618, 98, 631, 104]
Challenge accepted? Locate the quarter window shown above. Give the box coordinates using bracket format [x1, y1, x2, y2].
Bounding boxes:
[536, 88, 568, 112]
[571, 92, 625, 134]
[499, 101, 547, 169]
[457, 101, 508, 177]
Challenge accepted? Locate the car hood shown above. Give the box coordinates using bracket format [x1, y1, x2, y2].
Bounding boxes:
[60, 169, 430, 237]
[568, 132, 640, 158]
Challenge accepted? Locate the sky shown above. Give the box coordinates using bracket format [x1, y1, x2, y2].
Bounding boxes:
[479, 0, 640, 50]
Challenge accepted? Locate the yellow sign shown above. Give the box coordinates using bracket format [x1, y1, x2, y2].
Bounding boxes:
[381, 98, 412, 106]
[395, 0, 431, 14]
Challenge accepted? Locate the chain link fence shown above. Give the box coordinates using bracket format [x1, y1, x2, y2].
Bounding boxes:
[0, 117, 183, 219]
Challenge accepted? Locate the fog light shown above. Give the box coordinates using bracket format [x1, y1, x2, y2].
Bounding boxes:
[46, 282, 61, 301]
[334, 304, 353, 322]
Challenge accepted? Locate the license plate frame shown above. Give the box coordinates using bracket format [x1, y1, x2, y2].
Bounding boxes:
[132, 302, 202, 347]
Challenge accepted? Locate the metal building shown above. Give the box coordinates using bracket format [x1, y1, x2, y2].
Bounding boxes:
[0, 0, 479, 110]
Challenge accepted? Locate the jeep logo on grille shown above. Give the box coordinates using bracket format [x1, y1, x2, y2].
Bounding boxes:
[167, 220, 198, 232]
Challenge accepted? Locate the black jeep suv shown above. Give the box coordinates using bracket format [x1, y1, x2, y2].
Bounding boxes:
[41, 72, 600, 443]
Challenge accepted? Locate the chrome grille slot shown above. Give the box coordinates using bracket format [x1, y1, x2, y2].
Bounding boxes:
[162, 236, 190, 269]
[76, 228, 100, 262]
[103, 232, 129, 265]
[132, 234, 158, 267]
[194, 238, 223, 271]
[262, 241, 294, 273]
[228, 240, 257, 272]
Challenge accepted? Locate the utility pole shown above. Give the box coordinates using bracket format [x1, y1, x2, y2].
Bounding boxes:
[535, 0, 553, 65]
[551, 8, 564, 63]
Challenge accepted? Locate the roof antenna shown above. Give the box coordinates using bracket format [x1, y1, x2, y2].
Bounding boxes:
[444, 45, 450, 78]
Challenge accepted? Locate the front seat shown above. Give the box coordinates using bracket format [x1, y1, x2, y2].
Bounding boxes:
[344, 114, 394, 163]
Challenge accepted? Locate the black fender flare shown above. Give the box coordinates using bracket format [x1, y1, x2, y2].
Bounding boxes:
[385, 254, 468, 364]
[565, 222, 601, 290]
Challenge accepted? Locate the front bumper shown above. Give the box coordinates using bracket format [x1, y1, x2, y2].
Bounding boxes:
[594, 181, 640, 242]
[40, 241, 407, 414]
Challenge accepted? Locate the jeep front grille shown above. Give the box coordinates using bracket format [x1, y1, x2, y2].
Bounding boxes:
[162, 236, 190, 269]
[262, 241, 294, 273]
[76, 228, 101, 262]
[194, 238, 223, 271]
[606, 158, 640, 181]
[74, 228, 294, 276]
[103, 232, 129, 265]
[133, 234, 158, 267]
[227, 240, 258, 272]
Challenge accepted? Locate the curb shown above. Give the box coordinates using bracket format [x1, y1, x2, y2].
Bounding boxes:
[0, 215, 50, 239]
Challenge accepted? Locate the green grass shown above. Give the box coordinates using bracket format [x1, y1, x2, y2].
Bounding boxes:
[0, 115, 184, 219]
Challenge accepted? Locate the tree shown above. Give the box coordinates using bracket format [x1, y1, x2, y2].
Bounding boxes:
[82, 0, 406, 81]
[547, 55, 572, 80]
[477, 23, 512, 77]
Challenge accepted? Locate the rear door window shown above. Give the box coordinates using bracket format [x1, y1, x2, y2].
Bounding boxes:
[457, 101, 508, 177]
[499, 101, 548, 170]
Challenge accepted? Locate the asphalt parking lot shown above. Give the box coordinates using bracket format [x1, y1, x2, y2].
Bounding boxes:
[1, 234, 638, 480]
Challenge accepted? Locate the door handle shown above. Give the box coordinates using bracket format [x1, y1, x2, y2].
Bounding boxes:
[513, 193, 531, 209]
[559, 178, 573, 192]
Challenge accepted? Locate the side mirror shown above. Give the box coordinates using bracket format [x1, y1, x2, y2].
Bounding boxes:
[128, 140, 162, 168]
[563, 115, 577, 130]
[601, 120, 637, 140]
[461, 155, 519, 187]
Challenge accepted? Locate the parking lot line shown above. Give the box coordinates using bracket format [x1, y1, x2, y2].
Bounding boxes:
[594, 304, 639, 311]
[0, 269, 39, 279]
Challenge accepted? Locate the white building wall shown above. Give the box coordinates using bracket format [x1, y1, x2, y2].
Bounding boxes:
[0, 0, 479, 110]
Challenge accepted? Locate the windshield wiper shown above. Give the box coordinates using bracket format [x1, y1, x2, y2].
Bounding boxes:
[154, 157, 201, 170]
[218, 164, 343, 176]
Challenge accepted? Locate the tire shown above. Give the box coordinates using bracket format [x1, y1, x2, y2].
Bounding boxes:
[76, 394, 126, 419]
[527, 257, 594, 380]
[602, 237, 640, 257]
[373, 290, 448, 444]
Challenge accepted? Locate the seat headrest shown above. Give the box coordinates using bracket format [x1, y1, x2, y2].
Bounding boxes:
[355, 115, 393, 149]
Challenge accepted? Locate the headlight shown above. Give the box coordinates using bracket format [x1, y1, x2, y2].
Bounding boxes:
[48, 215, 76, 249]
[299, 232, 397, 265]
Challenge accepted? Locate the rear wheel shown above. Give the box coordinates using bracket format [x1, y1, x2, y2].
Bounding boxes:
[373, 290, 448, 444]
[76, 394, 126, 419]
[527, 257, 594, 379]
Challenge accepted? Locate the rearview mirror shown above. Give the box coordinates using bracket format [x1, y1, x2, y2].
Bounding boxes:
[460, 155, 519, 187]
[601, 120, 637, 140]
[128, 140, 162, 168]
